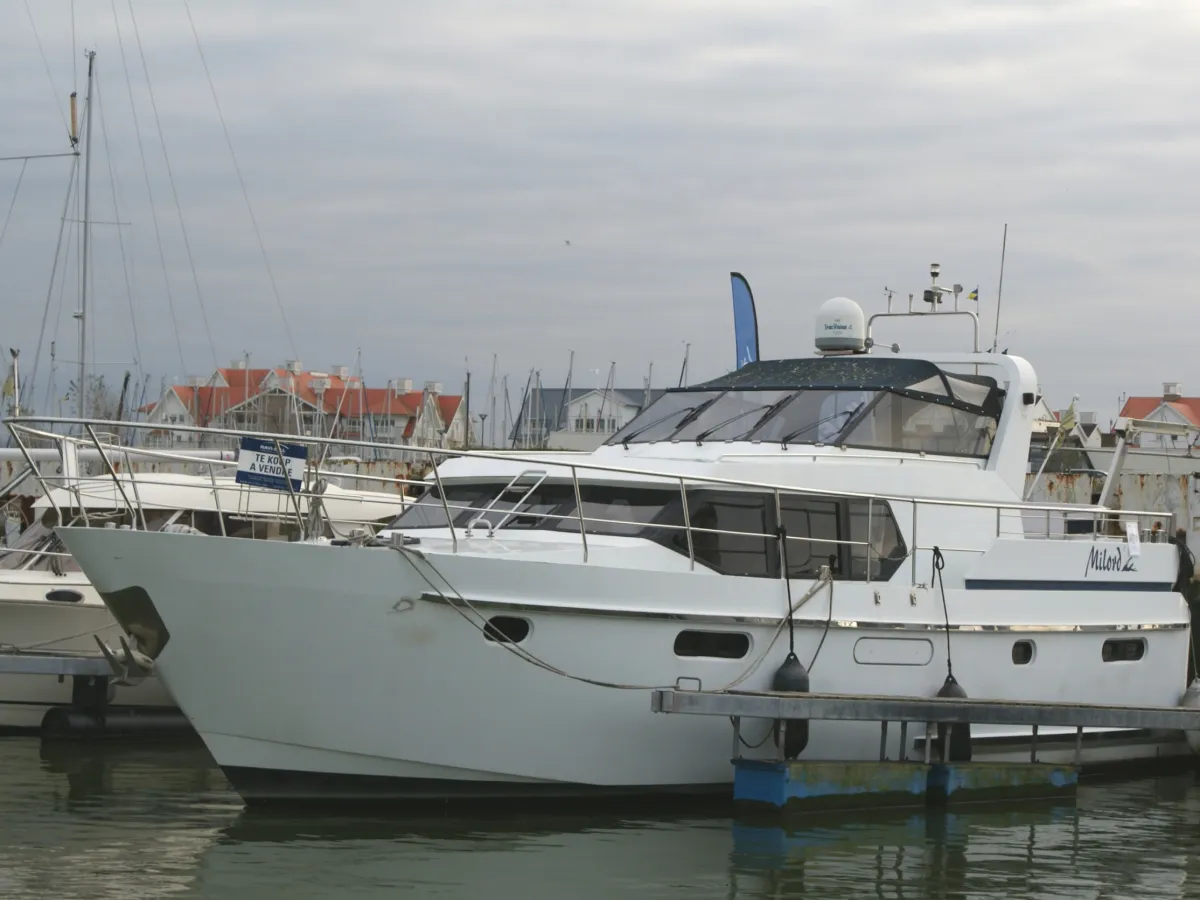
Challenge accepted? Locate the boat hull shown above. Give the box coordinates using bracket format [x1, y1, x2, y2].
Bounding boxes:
[0, 577, 173, 731]
[56, 526, 1193, 803]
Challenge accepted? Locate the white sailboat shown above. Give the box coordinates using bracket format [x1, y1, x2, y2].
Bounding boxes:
[46, 278, 1189, 801]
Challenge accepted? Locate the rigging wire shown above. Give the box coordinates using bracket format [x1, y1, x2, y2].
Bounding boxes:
[111, 0, 186, 375]
[26, 157, 79, 410]
[20, 0, 70, 137]
[94, 68, 144, 386]
[126, 0, 219, 371]
[397, 543, 833, 694]
[0, 160, 29, 251]
[182, 0, 299, 361]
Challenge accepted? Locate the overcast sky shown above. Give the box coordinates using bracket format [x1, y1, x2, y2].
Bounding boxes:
[2, 0, 1198, 423]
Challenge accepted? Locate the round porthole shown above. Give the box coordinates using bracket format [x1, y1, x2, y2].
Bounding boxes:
[45, 590, 84, 604]
[1012, 640, 1034, 665]
[483, 616, 530, 644]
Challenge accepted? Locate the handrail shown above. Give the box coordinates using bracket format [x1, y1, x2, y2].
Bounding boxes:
[4, 415, 1173, 520]
[3, 416, 1178, 587]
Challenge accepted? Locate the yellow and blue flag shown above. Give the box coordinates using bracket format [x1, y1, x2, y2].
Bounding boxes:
[968, 286, 979, 302]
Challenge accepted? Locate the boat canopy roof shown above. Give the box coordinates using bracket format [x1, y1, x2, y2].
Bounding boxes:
[607, 356, 1005, 457]
[690, 357, 1003, 416]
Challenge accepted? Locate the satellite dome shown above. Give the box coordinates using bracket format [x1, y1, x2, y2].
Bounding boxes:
[814, 297, 866, 353]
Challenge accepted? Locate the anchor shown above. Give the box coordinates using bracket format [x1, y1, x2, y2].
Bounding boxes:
[94, 634, 155, 687]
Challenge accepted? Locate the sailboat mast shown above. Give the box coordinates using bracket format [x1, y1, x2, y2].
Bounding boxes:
[78, 50, 96, 420]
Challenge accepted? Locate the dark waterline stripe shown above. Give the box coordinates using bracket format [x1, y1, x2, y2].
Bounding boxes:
[965, 579, 1174, 592]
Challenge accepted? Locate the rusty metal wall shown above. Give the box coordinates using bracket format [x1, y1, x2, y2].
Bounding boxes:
[1027, 471, 1196, 543]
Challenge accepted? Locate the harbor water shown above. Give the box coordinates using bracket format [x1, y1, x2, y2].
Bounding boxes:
[4, 737, 1200, 898]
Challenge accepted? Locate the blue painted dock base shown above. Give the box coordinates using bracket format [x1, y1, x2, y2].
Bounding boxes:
[928, 761, 1078, 805]
[734, 759, 930, 813]
[734, 758, 1079, 817]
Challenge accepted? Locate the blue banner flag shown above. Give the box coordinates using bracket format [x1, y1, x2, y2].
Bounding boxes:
[730, 272, 760, 370]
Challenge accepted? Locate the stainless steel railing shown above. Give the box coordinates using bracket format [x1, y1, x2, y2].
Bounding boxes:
[4, 416, 1174, 589]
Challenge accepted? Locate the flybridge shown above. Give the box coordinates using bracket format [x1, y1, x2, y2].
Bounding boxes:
[606, 356, 1004, 458]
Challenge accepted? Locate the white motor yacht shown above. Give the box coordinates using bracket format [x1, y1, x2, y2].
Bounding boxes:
[49, 289, 1189, 801]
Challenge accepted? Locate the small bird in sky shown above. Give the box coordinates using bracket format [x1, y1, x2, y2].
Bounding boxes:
[564, 239, 571, 246]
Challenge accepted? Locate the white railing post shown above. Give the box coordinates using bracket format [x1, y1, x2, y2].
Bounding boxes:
[680, 477, 694, 570]
[272, 438, 306, 539]
[9, 427, 61, 527]
[571, 465, 588, 563]
[428, 450, 457, 553]
[910, 501, 918, 585]
[120, 447, 149, 531]
[84, 425, 138, 528]
[207, 461, 227, 536]
[866, 496, 873, 584]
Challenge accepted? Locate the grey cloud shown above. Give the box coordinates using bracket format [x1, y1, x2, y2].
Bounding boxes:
[2, 0, 1199, 424]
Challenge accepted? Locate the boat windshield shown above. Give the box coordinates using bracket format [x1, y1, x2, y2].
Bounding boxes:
[607, 356, 1003, 459]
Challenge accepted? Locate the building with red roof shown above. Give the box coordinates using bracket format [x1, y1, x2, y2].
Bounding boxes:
[141, 360, 466, 452]
[1117, 382, 1200, 449]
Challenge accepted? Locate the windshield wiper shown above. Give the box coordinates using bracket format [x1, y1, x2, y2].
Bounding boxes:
[694, 396, 792, 444]
[621, 395, 721, 447]
[779, 402, 864, 450]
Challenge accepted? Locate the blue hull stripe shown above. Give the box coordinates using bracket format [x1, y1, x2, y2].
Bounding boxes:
[966, 579, 1173, 592]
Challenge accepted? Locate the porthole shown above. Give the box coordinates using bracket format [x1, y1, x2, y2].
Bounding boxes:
[673, 630, 750, 659]
[1012, 640, 1034, 665]
[1102, 638, 1145, 662]
[483, 616, 530, 644]
[45, 590, 83, 604]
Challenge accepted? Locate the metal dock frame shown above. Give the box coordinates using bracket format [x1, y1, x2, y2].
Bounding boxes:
[651, 689, 1200, 766]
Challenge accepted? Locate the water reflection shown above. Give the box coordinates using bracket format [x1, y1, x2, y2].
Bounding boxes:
[1, 737, 1200, 899]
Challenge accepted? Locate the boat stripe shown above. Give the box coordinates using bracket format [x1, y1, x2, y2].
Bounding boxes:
[965, 579, 1174, 592]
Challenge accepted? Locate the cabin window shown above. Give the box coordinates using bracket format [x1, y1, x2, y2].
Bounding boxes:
[673, 630, 750, 659]
[778, 495, 842, 578]
[839, 393, 995, 458]
[470, 483, 576, 530]
[554, 486, 676, 536]
[847, 498, 908, 581]
[1102, 638, 1145, 662]
[386, 485, 504, 529]
[648, 490, 775, 578]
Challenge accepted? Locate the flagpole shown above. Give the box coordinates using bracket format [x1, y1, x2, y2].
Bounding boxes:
[1024, 395, 1078, 501]
[992, 223, 1008, 353]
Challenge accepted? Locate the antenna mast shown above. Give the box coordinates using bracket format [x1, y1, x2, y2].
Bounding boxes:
[991, 223, 1008, 353]
[76, 50, 96, 420]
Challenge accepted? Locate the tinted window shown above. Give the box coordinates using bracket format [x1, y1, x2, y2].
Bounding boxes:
[476, 483, 577, 530]
[653, 490, 776, 578]
[673, 631, 750, 659]
[554, 486, 675, 536]
[608, 391, 723, 444]
[778, 495, 842, 578]
[847, 498, 907, 581]
[1102, 639, 1145, 662]
[387, 485, 496, 529]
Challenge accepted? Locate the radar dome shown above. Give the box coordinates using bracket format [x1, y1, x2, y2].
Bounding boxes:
[814, 296, 866, 353]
